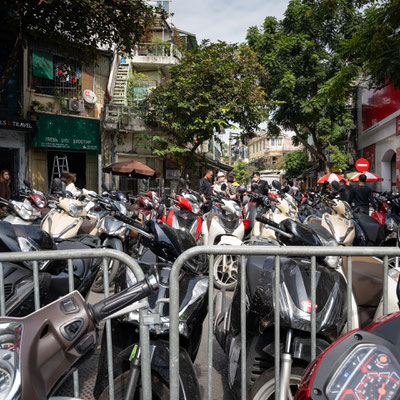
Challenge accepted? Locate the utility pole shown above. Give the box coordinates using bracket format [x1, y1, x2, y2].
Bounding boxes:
[228, 133, 232, 165]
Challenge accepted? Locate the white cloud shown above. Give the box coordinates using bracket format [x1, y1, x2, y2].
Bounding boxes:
[171, 0, 290, 43]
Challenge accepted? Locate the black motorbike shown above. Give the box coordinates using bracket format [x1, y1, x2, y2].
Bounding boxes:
[94, 212, 207, 399]
[0, 220, 101, 316]
[214, 212, 347, 399]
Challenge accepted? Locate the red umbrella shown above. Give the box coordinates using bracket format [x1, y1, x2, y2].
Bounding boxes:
[349, 171, 384, 182]
[317, 173, 347, 183]
[103, 160, 160, 179]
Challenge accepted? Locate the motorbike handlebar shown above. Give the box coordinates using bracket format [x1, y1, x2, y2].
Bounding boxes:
[89, 275, 158, 324]
[256, 214, 281, 230]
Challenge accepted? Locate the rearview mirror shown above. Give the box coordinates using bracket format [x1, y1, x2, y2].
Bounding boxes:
[23, 179, 32, 189]
[272, 180, 281, 190]
[220, 183, 227, 191]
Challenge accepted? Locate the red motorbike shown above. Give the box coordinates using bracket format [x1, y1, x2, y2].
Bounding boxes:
[295, 306, 400, 399]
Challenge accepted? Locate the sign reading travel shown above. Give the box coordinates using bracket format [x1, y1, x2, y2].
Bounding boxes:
[355, 158, 370, 173]
[0, 118, 36, 132]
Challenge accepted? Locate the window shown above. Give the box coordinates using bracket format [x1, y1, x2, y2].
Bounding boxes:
[31, 52, 81, 98]
[263, 140, 266, 150]
[271, 138, 283, 147]
[147, 1, 170, 13]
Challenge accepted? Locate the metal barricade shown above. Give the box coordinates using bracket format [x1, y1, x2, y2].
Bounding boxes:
[169, 245, 400, 400]
[0, 248, 153, 400]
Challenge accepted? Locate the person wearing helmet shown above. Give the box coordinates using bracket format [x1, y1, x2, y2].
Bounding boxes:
[213, 171, 228, 195]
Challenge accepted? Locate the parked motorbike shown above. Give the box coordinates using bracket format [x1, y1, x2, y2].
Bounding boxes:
[214, 213, 346, 399]
[162, 180, 203, 243]
[0, 197, 41, 226]
[202, 187, 245, 290]
[0, 220, 101, 317]
[0, 274, 160, 400]
[94, 212, 206, 399]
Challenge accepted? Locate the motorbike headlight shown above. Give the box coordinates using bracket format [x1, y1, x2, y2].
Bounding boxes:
[17, 238, 49, 270]
[68, 200, 83, 217]
[0, 322, 23, 400]
[35, 198, 45, 208]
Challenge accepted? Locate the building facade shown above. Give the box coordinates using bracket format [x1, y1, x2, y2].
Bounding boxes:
[248, 132, 301, 169]
[357, 84, 400, 192]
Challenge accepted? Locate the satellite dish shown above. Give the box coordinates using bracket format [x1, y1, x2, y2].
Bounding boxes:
[83, 89, 97, 104]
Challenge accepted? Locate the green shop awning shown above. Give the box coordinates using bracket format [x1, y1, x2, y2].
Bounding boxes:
[32, 50, 53, 80]
[32, 114, 100, 151]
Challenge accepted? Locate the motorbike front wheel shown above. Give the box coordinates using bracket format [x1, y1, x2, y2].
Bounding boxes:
[98, 370, 169, 400]
[213, 254, 239, 291]
[92, 238, 123, 293]
[248, 366, 305, 400]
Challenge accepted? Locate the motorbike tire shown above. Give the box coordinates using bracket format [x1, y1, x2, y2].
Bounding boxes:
[98, 370, 169, 400]
[248, 366, 306, 400]
[213, 254, 239, 291]
[92, 238, 123, 293]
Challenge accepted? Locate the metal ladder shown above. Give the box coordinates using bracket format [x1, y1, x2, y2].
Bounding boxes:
[51, 155, 69, 182]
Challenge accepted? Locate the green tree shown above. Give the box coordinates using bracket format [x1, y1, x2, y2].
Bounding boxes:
[246, 0, 358, 173]
[0, 0, 159, 90]
[142, 41, 269, 173]
[324, 0, 400, 94]
[233, 159, 256, 185]
[284, 150, 309, 178]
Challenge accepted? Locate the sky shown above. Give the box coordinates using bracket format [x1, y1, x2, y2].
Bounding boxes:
[171, 0, 290, 44]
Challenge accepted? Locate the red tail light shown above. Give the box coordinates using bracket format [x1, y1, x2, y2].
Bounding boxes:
[243, 219, 251, 230]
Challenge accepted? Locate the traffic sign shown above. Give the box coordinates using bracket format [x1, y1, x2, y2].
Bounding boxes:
[355, 158, 369, 173]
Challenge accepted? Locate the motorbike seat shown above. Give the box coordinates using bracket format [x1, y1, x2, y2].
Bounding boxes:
[353, 213, 385, 244]
[78, 216, 97, 235]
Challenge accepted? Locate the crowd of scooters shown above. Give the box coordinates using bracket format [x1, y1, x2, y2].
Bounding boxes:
[0, 174, 400, 399]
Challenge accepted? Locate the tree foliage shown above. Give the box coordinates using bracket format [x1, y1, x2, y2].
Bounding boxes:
[331, 0, 400, 91]
[283, 150, 309, 178]
[142, 41, 269, 169]
[0, 0, 159, 90]
[233, 159, 256, 185]
[246, 0, 359, 173]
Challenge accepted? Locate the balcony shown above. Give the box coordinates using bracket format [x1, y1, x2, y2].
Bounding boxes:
[103, 104, 146, 132]
[129, 43, 182, 69]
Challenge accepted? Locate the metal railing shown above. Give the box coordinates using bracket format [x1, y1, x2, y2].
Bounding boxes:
[169, 245, 400, 400]
[0, 248, 153, 400]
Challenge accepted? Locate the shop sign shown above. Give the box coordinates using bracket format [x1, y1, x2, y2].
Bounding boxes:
[0, 117, 36, 132]
[32, 114, 100, 151]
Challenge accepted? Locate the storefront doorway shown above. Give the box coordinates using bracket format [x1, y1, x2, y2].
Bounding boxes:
[47, 151, 86, 189]
[381, 149, 396, 192]
[0, 147, 19, 196]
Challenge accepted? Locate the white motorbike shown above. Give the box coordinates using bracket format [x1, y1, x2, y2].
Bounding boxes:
[202, 190, 244, 290]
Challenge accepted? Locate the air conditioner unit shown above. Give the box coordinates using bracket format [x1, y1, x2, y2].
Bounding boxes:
[68, 99, 85, 112]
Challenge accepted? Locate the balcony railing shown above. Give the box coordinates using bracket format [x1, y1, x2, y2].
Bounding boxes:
[132, 43, 182, 59]
[103, 104, 146, 131]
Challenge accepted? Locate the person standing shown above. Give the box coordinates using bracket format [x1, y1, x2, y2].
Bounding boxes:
[199, 169, 214, 203]
[251, 172, 269, 195]
[351, 174, 376, 214]
[0, 170, 11, 200]
[338, 179, 352, 203]
[226, 173, 237, 200]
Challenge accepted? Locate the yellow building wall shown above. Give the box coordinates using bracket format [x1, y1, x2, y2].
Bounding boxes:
[86, 152, 98, 192]
[27, 149, 48, 193]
